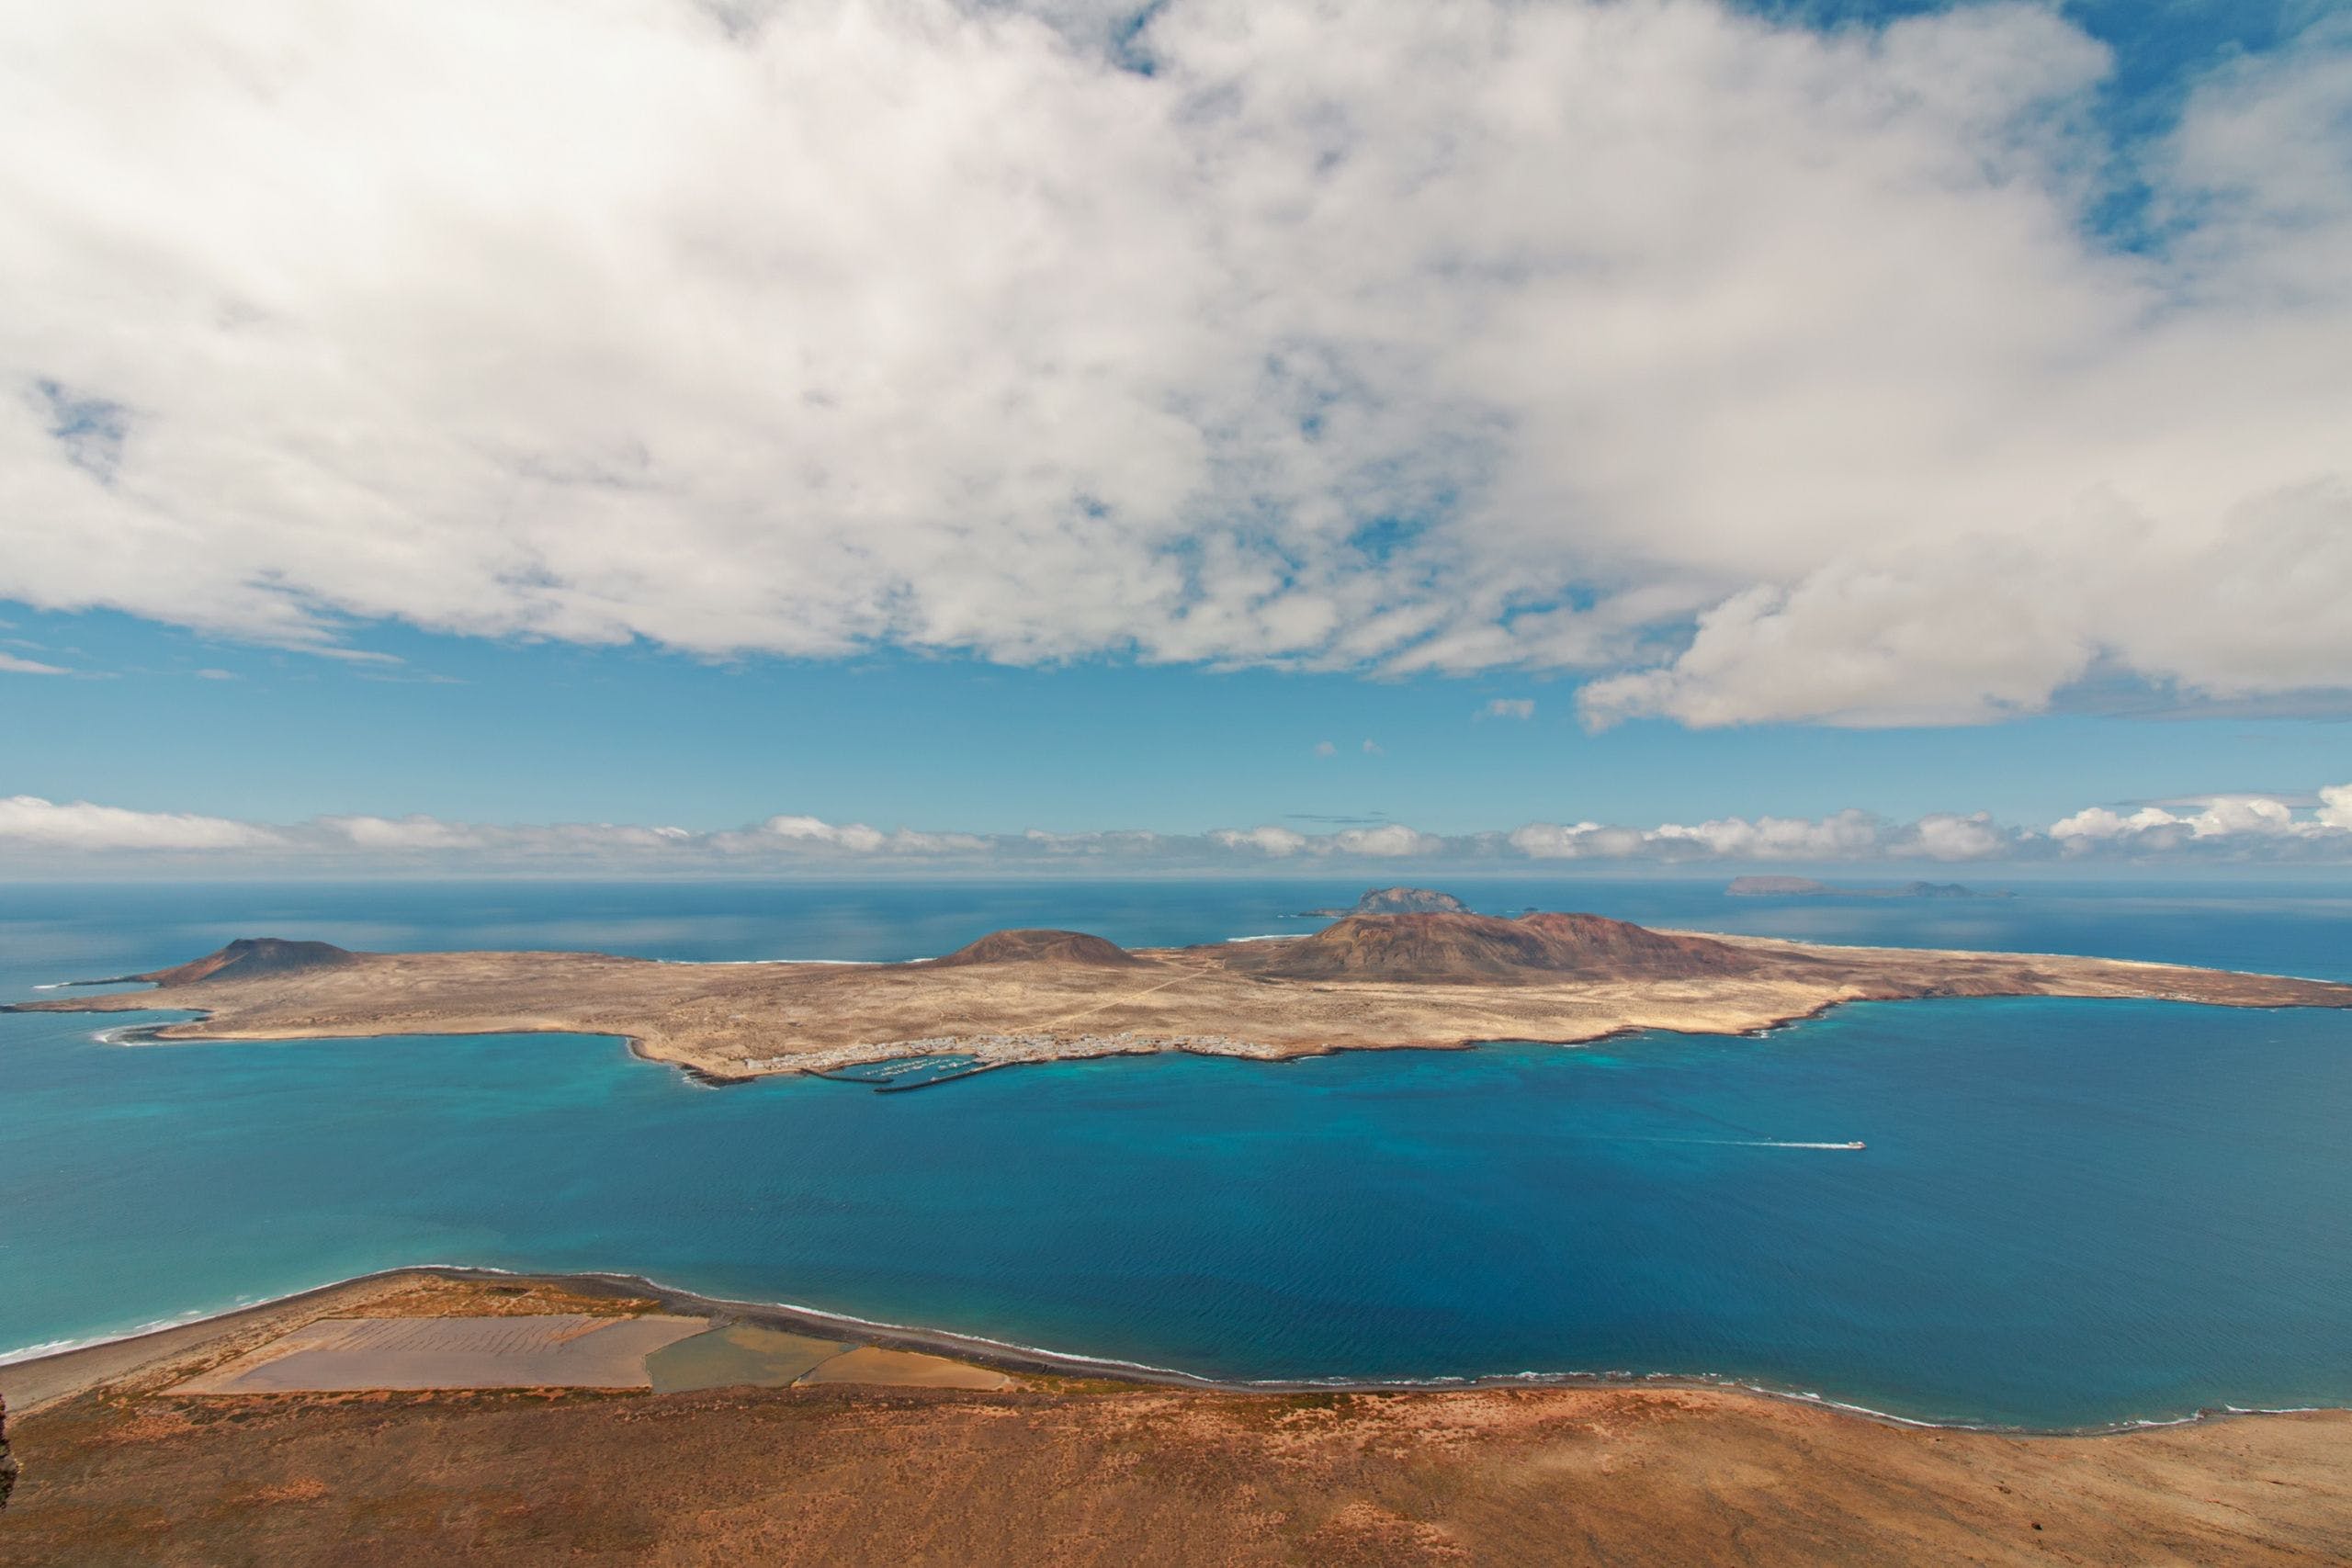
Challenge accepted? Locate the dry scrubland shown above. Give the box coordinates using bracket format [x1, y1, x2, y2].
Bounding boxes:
[3, 1271, 2349, 1567]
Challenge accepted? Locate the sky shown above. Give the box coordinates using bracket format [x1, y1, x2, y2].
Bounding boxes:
[3, 0, 2349, 875]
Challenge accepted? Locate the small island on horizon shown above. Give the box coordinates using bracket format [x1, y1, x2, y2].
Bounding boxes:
[16, 908, 2347, 1089]
[1726, 875, 2014, 898]
[1300, 886, 1474, 917]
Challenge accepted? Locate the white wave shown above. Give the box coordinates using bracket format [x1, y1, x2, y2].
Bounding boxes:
[1223, 934, 1301, 943]
[0, 1304, 217, 1367]
[6, 1259, 2326, 1438]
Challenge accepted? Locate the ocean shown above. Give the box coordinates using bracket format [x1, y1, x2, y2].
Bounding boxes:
[3, 877, 2348, 1429]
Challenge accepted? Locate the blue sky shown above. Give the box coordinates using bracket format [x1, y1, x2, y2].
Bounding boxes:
[3, 0, 2348, 872]
[7, 603, 2346, 846]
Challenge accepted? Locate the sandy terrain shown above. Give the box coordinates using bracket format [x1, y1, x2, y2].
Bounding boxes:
[797, 1346, 1018, 1391]
[1, 1272, 2346, 1567]
[645, 1326, 850, 1394]
[172, 1314, 710, 1394]
[14, 914, 2351, 1084]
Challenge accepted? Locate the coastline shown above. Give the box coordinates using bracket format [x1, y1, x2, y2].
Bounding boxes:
[21, 977, 2341, 1094]
[11, 1272, 2348, 1567]
[16, 913, 2350, 1089]
[4, 1262, 2337, 1438]
[12, 924, 2352, 1444]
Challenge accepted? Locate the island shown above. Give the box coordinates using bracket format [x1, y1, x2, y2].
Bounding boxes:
[1300, 885, 1473, 916]
[14, 909, 2348, 1086]
[11, 911, 2352, 1563]
[1727, 876, 2012, 897]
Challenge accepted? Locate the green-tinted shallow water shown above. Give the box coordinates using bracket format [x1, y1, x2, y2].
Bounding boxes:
[4, 880, 2349, 1430]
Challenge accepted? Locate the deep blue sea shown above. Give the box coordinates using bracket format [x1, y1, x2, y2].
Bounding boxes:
[4, 878, 2349, 1429]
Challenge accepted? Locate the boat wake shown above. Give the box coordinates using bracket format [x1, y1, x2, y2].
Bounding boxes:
[1618, 1135, 1866, 1151]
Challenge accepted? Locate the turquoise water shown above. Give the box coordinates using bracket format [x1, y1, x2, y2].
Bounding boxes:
[4, 880, 2350, 1429]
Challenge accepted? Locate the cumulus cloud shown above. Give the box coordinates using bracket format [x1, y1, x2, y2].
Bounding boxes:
[2, 1, 2346, 724]
[322, 814, 491, 852]
[1479, 698, 1535, 720]
[742, 815, 988, 855]
[0, 795, 280, 851]
[1313, 740, 1338, 758]
[756, 815, 892, 854]
[1506, 808, 2018, 863]
[1206, 823, 1444, 858]
[11, 783, 2352, 869]
[1210, 825, 1310, 857]
[2045, 789, 2352, 857]
[1330, 823, 1442, 857]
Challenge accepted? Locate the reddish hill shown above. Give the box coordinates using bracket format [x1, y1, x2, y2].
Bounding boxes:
[136, 938, 359, 987]
[1223, 912, 1758, 984]
[925, 930, 1145, 968]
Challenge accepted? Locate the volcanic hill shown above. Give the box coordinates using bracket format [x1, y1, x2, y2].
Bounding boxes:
[1223, 911, 1762, 983]
[135, 938, 359, 987]
[925, 930, 1145, 968]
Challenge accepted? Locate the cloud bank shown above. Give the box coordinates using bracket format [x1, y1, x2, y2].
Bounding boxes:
[3, 1, 2348, 725]
[8, 784, 2352, 872]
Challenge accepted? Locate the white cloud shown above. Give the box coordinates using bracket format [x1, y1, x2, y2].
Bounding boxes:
[1510, 807, 2012, 863]
[0, 795, 279, 850]
[1898, 812, 2013, 863]
[1479, 698, 1535, 720]
[1330, 823, 1441, 856]
[1207, 822, 1442, 857]
[0, 652, 69, 674]
[2047, 805, 2181, 841]
[322, 814, 484, 851]
[2045, 790, 2352, 857]
[1361, 739, 1384, 755]
[748, 814, 988, 854]
[759, 815, 890, 853]
[8, 783, 2352, 867]
[1211, 825, 1309, 857]
[1313, 740, 1338, 758]
[1, 2, 2345, 724]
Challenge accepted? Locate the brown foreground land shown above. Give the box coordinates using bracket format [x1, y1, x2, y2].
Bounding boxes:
[2, 1271, 2347, 1567]
[13, 911, 2352, 1083]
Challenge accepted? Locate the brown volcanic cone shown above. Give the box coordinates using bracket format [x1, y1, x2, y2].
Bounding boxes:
[1227, 912, 1759, 983]
[135, 937, 359, 987]
[925, 929, 1145, 968]
[1513, 912, 1764, 978]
